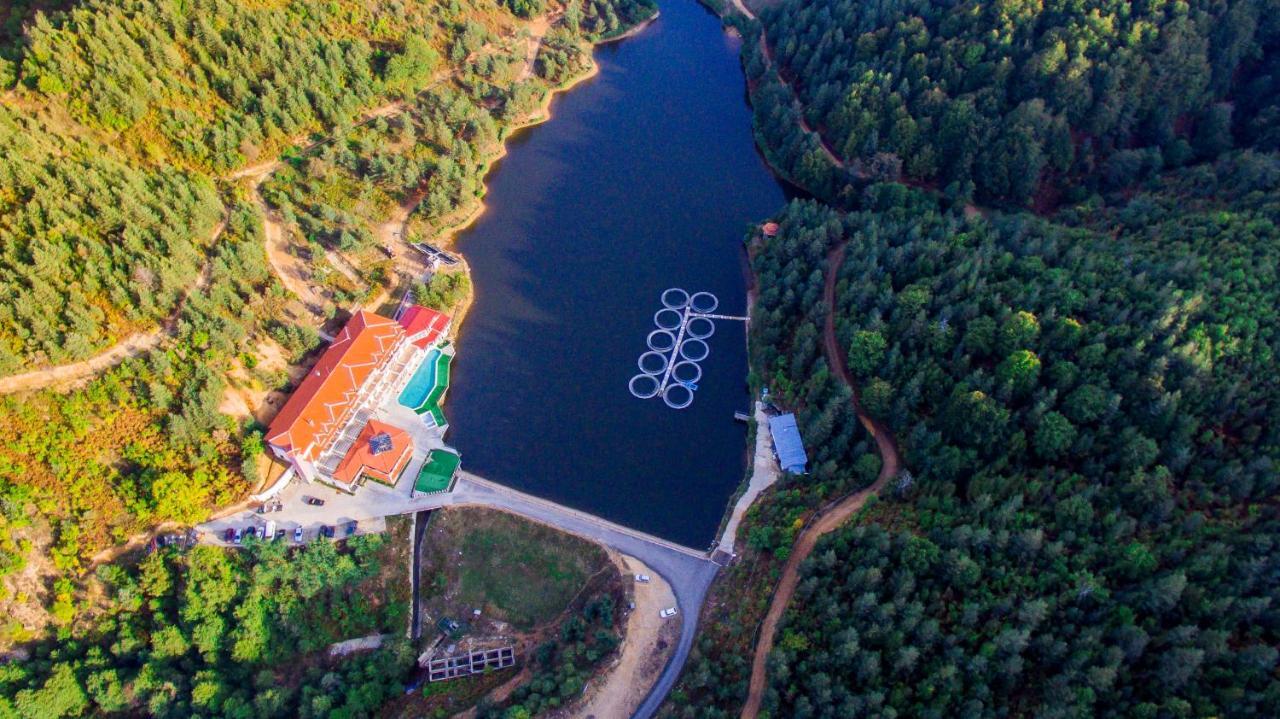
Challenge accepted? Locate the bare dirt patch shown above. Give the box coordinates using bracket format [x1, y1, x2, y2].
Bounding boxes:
[564, 554, 679, 719]
[218, 337, 295, 424]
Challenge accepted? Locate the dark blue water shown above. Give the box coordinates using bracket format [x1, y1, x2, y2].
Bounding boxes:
[448, 1, 787, 547]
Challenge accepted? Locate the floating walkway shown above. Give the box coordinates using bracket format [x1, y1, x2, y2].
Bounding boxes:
[629, 288, 749, 409]
[409, 242, 460, 265]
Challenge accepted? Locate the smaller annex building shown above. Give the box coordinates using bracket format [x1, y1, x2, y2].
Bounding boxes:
[768, 412, 809, 474]
[331, 420, 412, 489]
[265, 305, 453, 492]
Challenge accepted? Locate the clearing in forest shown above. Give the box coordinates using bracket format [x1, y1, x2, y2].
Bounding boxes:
[418, 506, 613, 631]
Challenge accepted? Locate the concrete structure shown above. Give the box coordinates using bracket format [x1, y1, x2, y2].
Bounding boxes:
[264, 306, 452, 492]
[717, 402, 782, 555]
[767, 412, 808, 474]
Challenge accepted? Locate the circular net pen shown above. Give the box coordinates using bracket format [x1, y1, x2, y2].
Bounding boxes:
[662, 383, 694, 409]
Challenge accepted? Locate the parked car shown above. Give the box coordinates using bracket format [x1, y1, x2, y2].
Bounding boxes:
[634, 574, 651, 583]
[223, 528, 235, 542]
[256, 504, 268, 514]
[265, 521, 276, 539]
[303, 496, 325, 506]
[233, 528, 243, 545]
[659, 607, 678, 619]
[293, 527, 304, 543]
[346, 521, 358, 536]
[274, 502, 284, 512]
[320, 525, 335, 538]
[275, 529, 286, 541]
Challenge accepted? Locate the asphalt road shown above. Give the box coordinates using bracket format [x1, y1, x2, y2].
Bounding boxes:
[453, 474, 721, 719]
[199, 471, 718, 718]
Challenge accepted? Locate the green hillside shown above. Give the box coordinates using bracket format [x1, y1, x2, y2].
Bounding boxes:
[669, 1, 1280, 716]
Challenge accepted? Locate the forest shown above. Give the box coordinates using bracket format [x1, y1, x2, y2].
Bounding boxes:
[750, 0, 1280, 208]
[0, 200, 278, 633]
[751, 172, 1279, 717]
[0, 0, 657, 371]
[668, 0, 1280, 716]
[0, 534, 412, 718]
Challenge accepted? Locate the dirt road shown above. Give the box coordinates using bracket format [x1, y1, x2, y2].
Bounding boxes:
[569, 555, 679, 718]
[739, 243, 902, 719]
[0, 220, 226, 395]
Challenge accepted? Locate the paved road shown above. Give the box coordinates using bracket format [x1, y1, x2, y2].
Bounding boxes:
[452, 474, 720, 719]
[718, 401, 781, 554]
[199, 470, 718, 718]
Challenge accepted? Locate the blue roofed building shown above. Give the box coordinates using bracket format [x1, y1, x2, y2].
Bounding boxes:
[767, 413, 809, 474]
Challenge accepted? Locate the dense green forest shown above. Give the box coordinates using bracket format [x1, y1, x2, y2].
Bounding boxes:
[670, 0, 1280, 716]
[0, 106, 223, 372]
[752, 173, 1279, 716]
[1, 0, 459, 370]
[0, 535, 412, 718]
[749, 0, 1280, 208]
[0, 0, 659, 370]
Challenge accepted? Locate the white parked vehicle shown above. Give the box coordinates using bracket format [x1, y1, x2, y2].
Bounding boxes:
[265, 521, 276, 539]
[634, 574, 651, 583]
[660, 607, 678, 619]
[293, 526, 304, 543]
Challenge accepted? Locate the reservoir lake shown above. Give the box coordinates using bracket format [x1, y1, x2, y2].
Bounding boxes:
[449, 0, 788, 547]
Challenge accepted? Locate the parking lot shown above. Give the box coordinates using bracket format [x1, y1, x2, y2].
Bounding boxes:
[197, 478, 400, 547]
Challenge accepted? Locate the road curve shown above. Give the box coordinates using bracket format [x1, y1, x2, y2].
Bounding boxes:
[451, 473, 719, 719]
[739, 243, 903, 718]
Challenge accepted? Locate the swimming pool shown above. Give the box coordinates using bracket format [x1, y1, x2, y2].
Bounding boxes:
[398, 349, 441, 409]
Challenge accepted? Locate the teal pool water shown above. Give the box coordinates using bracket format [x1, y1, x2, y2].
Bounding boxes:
[398, 349, 441, 409]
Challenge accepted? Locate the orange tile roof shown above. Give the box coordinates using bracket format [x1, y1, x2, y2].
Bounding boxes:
[397, 305, 451, 349]
[762, 222, 780, 237]
[331, 419, 413, 486]
[266, 311, 405, 461]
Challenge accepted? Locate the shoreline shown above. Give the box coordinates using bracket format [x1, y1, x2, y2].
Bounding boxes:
[411, 11, 660, 345]
[596, 9, 660, 45]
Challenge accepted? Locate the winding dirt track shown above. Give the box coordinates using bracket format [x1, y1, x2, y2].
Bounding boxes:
[0, 221, 226, 396]
[740, 243, 902, 719]
[730, 0, 846, 170]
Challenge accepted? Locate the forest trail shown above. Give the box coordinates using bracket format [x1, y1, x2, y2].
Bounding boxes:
[226, 100, 409, 181]
[0, 98, 410, 395]
[740, 243, 902, 719]
[754, 33, 846, 170]
[256, 190, 331, 320]
[727, 0, 755, 21]
[1, 12, 567, 396]
[727, 0, 848, 172]
[0, 220, 227, 396]
[517, 13, 558, 82]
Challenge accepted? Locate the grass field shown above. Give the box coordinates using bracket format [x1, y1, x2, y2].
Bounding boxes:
[419, 507, 610, 631]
